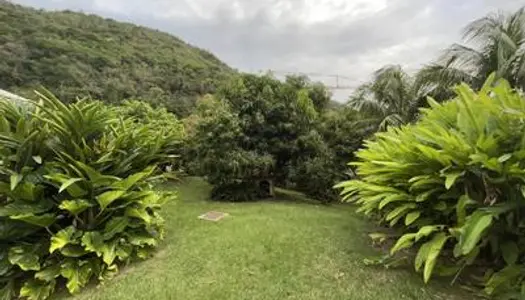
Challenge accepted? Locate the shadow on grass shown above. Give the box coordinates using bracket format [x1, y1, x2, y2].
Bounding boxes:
[272, 188, 322, 205]
[161, 176, 331, 205]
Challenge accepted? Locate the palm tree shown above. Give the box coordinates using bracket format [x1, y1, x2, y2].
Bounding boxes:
[347, 65, 419, 130]
[416, 7, 525, 99]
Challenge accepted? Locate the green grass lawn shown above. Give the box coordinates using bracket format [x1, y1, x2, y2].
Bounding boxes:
[66, 177, 471, 300]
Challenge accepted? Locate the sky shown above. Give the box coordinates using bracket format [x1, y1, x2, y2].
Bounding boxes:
[9, 0, 525, 100]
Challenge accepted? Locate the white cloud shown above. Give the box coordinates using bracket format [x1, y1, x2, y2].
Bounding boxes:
[298, 0, 388, 24]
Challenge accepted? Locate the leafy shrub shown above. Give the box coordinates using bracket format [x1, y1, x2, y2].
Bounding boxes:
[287, 129, 340, 202]
[115, 100, 185, 171]
[186, 95, 274, 201]
[0, 92, 180, 299]
[336, 76, 525, 298]
[290, 108, 370, 203]
[290, 154, 340, 202]
[187, 73, 365, 202]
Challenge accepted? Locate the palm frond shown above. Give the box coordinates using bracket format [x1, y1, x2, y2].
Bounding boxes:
[440, 44, 484, 72]
[414, 63, 475, 100]
[347, 93, 388, 118]
[378, 113, 405, 130]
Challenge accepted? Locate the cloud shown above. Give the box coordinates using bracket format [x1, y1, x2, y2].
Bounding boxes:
[8, 0, 525, 100]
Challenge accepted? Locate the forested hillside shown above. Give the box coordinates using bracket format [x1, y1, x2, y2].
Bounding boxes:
[0, 1, 234, 116]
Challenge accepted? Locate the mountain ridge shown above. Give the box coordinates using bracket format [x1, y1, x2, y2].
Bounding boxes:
[0, 1, 234, 116]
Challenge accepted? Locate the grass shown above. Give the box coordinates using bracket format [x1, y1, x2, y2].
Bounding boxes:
[66, 177, 471, 300]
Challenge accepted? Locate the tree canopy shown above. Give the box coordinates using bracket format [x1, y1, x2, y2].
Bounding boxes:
[347, 65, 420, 130]
[348, 7, 525, 131]
[416, 7, 525, 97]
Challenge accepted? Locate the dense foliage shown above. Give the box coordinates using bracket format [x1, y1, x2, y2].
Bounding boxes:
[0, 93, 181, 299]
[337, 77, 525, 298]
[348, 65, 421, 130]
[0, 1, 233, 117]
[185, 73, 360, 202]
[185, 94, 274, 201]
[289, 108, 371, 201]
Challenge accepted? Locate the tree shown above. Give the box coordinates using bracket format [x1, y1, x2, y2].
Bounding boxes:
[347, 65, 419, 130]
[187, 73, 333, 201]
[285, 75, 332, 112]
[185, 94, 275, 201]
[415, 7, 525, 98]
[290, 107, 371, 201]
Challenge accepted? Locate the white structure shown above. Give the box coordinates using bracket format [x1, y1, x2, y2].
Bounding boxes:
[0, 89, 30, 105]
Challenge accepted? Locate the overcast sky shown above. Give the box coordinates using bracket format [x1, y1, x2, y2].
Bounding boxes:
[9, 0, 525, 100]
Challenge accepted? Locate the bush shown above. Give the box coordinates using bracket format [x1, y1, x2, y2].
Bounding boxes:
[0, 92, 180, 299]
[290, 108, 369, 203]
[186, 95, 274, 201]
[336, 76, 525, 298]
[290, 154, 341, 202]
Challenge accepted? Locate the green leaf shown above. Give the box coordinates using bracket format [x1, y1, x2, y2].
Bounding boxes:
[0, 280, 15, 300]
[59, 199, 94, 215]
[50, 226, 76, 254]
[10, 213, 56, 227]
[101, 240, 118, 265]
[116, 243, 133, 261]
[405, 211, 421, 226]
[456, 195, 475, 226]
[416, 225, 441, 242]
[0, 200, 52, 217]
[20, 279, 54, 300]
[484, 265, 522, 295]
[136, 246, 155, 259]
[44, 174, 87, 197]
[459, 211, 493, 255]
[81, 232, 105, 255]
[415, 241, 431, 272]
[60, 245, 89, 258]
[35, 264, 61, 282]
[97, 190, 125, 210]
[16, 182, 38, 201]
[432, 201, 447, 211]
[125, 207, 152, 224]
[127, 232, 157, 246]
[8, 245, 40, 271]
[60, 259, 93, 294]
[75, 161, 118, 185]
[32, 156, 43, 164]
[385, 203, 416, 221]
[98, 264, 118, 282]
[10, 173, 23, 191]
[59, 178, 83, 193]
[368, 233, 388, 243]
[501, 241, 519, 265]
[497, 153, 512, 163]
[0, 251, 11, 276]
[415, 188, 441, 202]
[444, 172, 463, 190]
[113, 166, 155, 191]
[103, 217, 129, 240]
[378, 194, 407, 210]
[423, 232, 449, 283]
[390, 233, 416, 254]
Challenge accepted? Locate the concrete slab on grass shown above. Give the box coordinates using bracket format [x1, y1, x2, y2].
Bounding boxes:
[198, 211, 229, 222]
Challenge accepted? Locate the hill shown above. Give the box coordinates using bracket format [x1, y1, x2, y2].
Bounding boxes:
[0, 1, 234, 116]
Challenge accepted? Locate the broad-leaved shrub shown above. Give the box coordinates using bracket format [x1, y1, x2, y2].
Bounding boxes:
[336, 76, 525, 298]
[0, 92, 180, 299]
